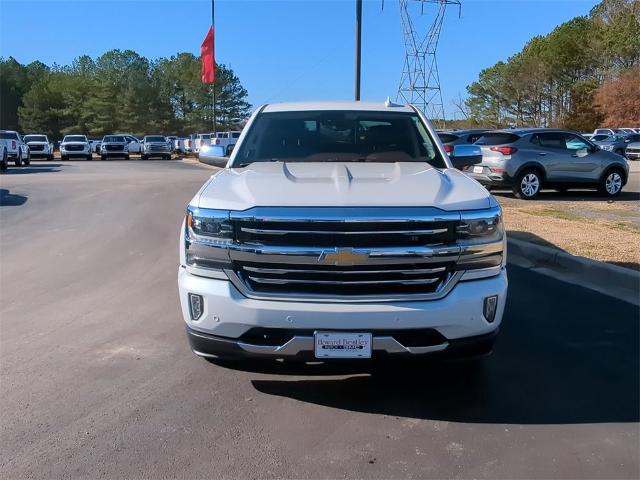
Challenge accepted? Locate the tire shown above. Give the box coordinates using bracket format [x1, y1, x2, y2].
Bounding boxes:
[0, 148, 7, 171]
[86, 154, 92, 161]
[101, 155, 106, 161]
[48, 154, 54, 161]
[513, 169, 542, 199]
[15, 156, 23, 167]
[599, 169, 624, 197]
[141, 154, 148, 160]
[125, 155, 130, 160]
[23, 152, 30, 166]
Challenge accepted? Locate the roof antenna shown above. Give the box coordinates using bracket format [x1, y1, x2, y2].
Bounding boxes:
[385, 96, 402, 108]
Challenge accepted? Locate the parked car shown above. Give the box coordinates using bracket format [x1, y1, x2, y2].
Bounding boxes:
[625, 139, 640, 161]
[178, 100, 506, 365]
[619, 128, 637, 135]
[89, 139, 102, 153]
[60, 135, 92, 160]
[0, 130, 30, 166]
[194, 133, 212, 157]
[174, 137, 186, 154]
[212, 131, 242, 156]
[592, 128, 624, 136]
[468, 129, 628, 199]
[141, 135, 172, 160]
[437, 129, 490, 155]
[591, 134, 629, 156]
[100, 135, 130, 160]
[166, 136, 178, 152]
[24, 134, 54, 161]
[116, 134, 142, 154]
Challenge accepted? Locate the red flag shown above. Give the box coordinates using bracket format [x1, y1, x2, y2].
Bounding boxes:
[201, 26, 215, 84]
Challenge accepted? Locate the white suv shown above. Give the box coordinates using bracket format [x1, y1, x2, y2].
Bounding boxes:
[60, 135, 92, 160]
[178, 101, 507, 364]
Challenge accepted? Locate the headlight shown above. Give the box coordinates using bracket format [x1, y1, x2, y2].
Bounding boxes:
[185, 207, 233, 270]
[456, 207, 504, 270]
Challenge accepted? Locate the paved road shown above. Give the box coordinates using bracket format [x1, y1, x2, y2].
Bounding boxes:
[1, 161, 638, 479]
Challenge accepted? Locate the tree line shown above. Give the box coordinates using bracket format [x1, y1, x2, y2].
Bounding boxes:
[462, 0, 640, 130]
[0, 50, 252, 139]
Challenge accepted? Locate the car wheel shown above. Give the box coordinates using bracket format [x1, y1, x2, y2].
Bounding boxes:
[0, 148, 7, 171]
[86, 154, 92, 161]
[125, 155, 130, 160]
[48, 154, 54, 161]
[15, 156, 23, 167]
[141, 154, 147, 160]
[513, 169, 542, 199]
[23, 152, 30, 166]
[599, 169, 624, 197]
[101, 155, 106, 161]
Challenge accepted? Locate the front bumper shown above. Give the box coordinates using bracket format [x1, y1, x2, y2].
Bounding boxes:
[178, 266, 507, 360]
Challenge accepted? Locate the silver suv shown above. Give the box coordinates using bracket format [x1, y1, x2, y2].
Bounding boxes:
[466, 129, 629, 199]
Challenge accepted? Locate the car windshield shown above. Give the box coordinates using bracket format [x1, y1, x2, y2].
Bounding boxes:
[145, 136, 166, 142]
[233, 110, 446, 168]
[591, 134, 611, 142]
[24, 135, 47, 142]
[64, 135, 86, 142]
[103, 136, 125, 142]
[0, 132, 19, 140]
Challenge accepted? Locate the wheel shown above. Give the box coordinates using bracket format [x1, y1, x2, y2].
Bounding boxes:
[513, 169, 542, 199]
[23, 150, 31, 166]
[599, 169, 624, 197]
[141, 154, 148, 160]
[125, 155, 130, 160]
[86, 154, 92, 161]
[165, 154, 171, 160]
[48, 153, 54, 161]
[101, 155, 106, 161]
[15, 155, 23, 167]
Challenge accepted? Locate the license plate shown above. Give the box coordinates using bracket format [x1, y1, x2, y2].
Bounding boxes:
[314, 332, 372, 359]
[473, 166, 484, 173]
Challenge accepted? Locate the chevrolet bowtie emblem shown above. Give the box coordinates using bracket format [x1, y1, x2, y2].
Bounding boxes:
[318, 248, 369, 266]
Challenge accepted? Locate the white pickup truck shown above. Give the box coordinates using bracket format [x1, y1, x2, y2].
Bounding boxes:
[0, 130, 31, 168]
[178, 101, 507, 364]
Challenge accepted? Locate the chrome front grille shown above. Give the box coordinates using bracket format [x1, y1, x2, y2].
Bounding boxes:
[232, 261, 455, 297]
[222, 207, 465, 300]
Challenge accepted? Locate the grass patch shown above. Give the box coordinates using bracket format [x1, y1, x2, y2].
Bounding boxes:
[525, 208, 583, 222]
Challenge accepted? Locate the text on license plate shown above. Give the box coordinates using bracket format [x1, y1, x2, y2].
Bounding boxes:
[314, 332, 372, 359]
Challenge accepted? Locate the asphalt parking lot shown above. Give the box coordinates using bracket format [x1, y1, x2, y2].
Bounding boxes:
[1, 160, 638, 479]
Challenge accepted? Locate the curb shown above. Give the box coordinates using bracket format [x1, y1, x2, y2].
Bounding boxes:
[507, 237, 639, 306]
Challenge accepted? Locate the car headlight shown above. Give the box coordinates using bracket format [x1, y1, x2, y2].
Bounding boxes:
[456, 207, 504, 270]
[185, 207, 233, 270]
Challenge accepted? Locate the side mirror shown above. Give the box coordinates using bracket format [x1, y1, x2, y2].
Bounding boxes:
[451, 144, 482, 169]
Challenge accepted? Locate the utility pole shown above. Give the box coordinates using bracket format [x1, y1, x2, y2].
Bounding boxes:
[354, 0, 362, 101]
[211, 0, 216, 132]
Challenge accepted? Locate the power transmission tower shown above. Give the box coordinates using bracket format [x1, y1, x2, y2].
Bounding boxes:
[396, 0, 460, 126]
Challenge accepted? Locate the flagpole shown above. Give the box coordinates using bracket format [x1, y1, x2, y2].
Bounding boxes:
[211, 0, 216, 133]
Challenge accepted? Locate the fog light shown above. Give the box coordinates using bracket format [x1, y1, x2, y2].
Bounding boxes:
[188, 293, 204, 321]
[483, 295, 498, 323]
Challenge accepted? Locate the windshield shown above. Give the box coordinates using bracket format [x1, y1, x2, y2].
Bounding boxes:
[64, 135, 87, 142]
[24, 135, 47, 142]
[233, 110, 446, 168]
[145, 136, 167, 142]
[0, 132, 19, 140]
[591, 134, 611, 142]
[103, 136, 125, 143]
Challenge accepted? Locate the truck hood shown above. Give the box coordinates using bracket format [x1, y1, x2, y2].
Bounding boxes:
[196, 162, 492, 211]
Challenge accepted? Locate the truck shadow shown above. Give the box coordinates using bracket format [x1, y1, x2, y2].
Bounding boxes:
[0, 189, 28, 206]
[247, 264, 639, 425]
[1, 164, 64, 175]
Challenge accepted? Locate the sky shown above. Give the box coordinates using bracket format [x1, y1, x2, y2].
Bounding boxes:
[0, 0, 600, 118]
